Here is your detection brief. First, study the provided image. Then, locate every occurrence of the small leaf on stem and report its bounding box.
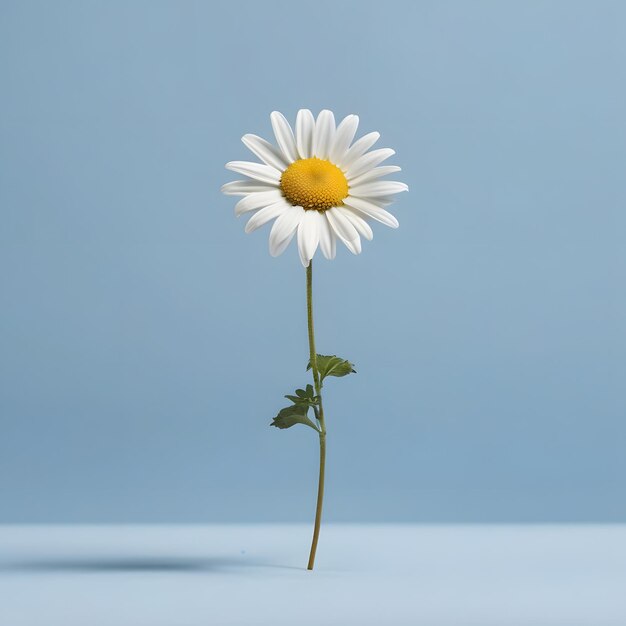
[271,405,319,431]
[307,354,356,382]
[284,384,319,407]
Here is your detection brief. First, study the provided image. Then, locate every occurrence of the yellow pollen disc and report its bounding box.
[280,157,349,211]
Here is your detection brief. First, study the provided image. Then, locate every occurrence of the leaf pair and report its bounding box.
[271,354,356,432]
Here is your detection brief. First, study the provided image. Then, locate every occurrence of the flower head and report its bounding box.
[222,110,408,266]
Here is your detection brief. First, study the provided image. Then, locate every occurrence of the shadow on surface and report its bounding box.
[2,556,302,573]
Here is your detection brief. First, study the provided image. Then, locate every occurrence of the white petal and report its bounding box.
[326,206,361,255]
[241,134,288,171]
[345,148,395,180]
[318,212,336,259]
[329,115,359,164]
[269,206,304,257]
[343,196,399,228]
[234,190,283,216]
[349,181,408,197]
[338,132,380,169]
[295,109,315,159]
[348,165,401,187]
[271,224,298,257]
[340,206,374,241]
[244,200,288,233]
[369,195,396,207]
[312,110,335,160]
[221,180,277,196]
[270,111,298,163]
[226,161,281,185]
[297,210,321,266]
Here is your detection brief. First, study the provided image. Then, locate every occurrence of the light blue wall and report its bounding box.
[1,0,625,522]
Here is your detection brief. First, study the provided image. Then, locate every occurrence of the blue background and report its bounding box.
[1,0,625,523]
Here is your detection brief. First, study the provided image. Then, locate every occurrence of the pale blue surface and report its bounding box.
[1,1,625,522]
[2,524,626,626]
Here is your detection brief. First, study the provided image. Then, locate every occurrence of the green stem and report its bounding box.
[306,261,326,571]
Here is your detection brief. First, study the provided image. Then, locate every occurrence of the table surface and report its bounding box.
[1,524,625,626]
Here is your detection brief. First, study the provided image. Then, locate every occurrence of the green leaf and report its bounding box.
[307,354,356,382]
[271,405,319,431]
[284,384,319,407]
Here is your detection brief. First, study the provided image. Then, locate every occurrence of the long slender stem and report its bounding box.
[306,261,326,571]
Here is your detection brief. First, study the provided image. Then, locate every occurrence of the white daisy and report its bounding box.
[221,109,408,267]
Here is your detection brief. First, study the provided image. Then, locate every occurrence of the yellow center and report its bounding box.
[280,158,349,211]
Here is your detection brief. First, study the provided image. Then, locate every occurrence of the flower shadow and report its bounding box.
[2,555,302,574]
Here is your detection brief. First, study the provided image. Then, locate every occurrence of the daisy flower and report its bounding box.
[221,109,408,571]
[222,109,408,266]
